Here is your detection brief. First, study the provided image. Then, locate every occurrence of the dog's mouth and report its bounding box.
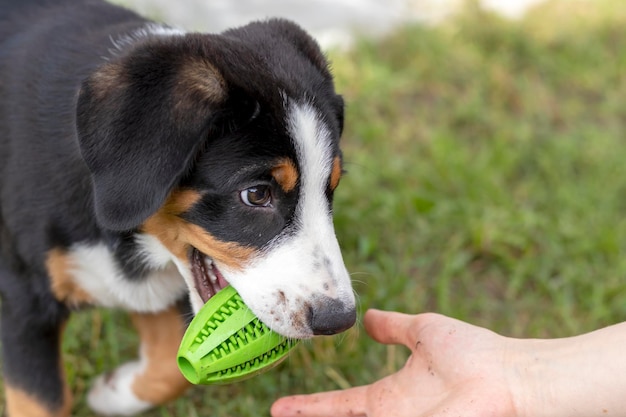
[190,247,229,303]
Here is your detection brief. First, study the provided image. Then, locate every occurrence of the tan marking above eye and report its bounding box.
[142,189,256,270]
[272,158,299,193]
[87,62,128,101]
[330,155,343,190]
[46,248,95,307]
[174,58,226,115]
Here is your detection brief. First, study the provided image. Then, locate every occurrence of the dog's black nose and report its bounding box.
[308,297,356,335]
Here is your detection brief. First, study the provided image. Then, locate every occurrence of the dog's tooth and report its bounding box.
[203,257,218,283]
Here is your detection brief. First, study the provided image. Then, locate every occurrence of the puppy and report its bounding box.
[0,0,356,415]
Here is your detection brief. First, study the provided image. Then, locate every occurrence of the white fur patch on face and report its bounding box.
[66,238,187,313]
[221,99,355,338]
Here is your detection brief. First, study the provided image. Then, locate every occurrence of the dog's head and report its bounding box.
[76,19,355,338]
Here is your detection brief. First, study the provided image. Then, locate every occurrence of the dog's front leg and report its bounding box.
[87,304,190,415]
[0,280,72,417]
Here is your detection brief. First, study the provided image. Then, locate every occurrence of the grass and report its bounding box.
[3,0,626,415]
[331,0,626,339]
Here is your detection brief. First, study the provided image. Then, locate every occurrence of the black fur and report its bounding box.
[0,0,344,412]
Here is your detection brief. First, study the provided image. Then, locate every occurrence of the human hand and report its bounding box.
[271,309,520,417]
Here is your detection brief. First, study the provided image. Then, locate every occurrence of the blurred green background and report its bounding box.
[2,0,626,415]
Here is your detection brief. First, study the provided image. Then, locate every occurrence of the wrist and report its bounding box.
[504,338,555,417]
[505,327,626,417]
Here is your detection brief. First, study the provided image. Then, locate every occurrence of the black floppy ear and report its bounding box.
[76,43,227,231]
[334,94,345,136]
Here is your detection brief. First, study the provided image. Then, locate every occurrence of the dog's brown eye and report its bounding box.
[240,186,272,207]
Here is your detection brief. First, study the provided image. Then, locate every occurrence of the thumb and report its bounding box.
[363,309,421,349]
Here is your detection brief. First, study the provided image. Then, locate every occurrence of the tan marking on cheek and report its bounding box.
[5,378,72,417]
[46,248,94,307]
[130,307,190,405]
[182,223,257,269]
[272,158,299,193]
[142,189,256,270]
[161,189,204,214]
[330,156,342,190]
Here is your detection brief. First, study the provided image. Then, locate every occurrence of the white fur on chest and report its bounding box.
[66,235,187,313]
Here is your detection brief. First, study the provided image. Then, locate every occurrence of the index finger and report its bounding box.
[271,385,368,417]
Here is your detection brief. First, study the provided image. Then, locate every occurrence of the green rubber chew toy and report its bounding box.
[177,285,298,385]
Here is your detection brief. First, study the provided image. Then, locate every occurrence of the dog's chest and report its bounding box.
[47,236,187,312]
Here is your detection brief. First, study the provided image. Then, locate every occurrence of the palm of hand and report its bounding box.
[272,310,518,417]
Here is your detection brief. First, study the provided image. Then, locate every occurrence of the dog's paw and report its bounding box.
[87,361,153,416]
